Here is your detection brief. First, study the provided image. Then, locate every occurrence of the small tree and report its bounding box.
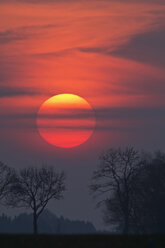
[6,166,66,234]
[90,147,141,233]
[0,161,14,202]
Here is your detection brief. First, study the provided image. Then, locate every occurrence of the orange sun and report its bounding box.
[37,94,96,148]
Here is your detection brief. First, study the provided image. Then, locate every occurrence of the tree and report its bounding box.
[0,161,14,202]
[6,166,66,234]
[90,147,142,234]
[129,151,165,233]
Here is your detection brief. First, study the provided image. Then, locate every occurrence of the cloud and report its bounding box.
[0,29,29,44]
[0,24,58,44]
[33,48,75,58]
[110,29,165,67]
[78,47,108,54]
[0,0,164,3]
[0,0,74,3]
[1,106,165,120]
[96,107,165,120]
[77,28,165,67]
[0,106,164,129]
[35,46,113,59]
[0,86,46,98]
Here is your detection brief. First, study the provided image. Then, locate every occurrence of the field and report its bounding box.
[0,234,165,248]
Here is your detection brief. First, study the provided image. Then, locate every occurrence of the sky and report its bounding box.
[0,0,165,230]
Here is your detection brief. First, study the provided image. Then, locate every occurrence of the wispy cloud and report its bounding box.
[0,0,165,3]
[33,48,75,58]
[0,24,58,44]
[1,106,165,121]
[0,86,49,98]
[77,27,165,67]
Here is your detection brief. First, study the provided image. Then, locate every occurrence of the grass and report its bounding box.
[0,234,165,248]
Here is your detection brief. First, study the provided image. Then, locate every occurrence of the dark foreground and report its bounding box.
[0,234,164,248]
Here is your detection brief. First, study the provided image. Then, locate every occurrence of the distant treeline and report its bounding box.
[0,209,96,234]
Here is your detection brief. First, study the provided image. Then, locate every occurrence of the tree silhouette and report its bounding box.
[129,151,165,233]
[0,162,14,203]
[90,147,142,234]
[6,166,66,234]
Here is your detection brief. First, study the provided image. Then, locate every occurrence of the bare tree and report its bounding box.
[6,166,66,234]
[90,147,141,234]
[0,161,14,202]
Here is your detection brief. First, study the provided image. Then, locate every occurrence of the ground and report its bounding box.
[0,234,164,248]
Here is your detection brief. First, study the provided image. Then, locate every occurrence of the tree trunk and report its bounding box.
[33,210,38,235]
[123,214,129,234]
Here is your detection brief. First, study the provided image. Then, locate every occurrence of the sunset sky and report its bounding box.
[0,0,165,229]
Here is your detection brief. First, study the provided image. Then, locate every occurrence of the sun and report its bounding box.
[37,94,96,148]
